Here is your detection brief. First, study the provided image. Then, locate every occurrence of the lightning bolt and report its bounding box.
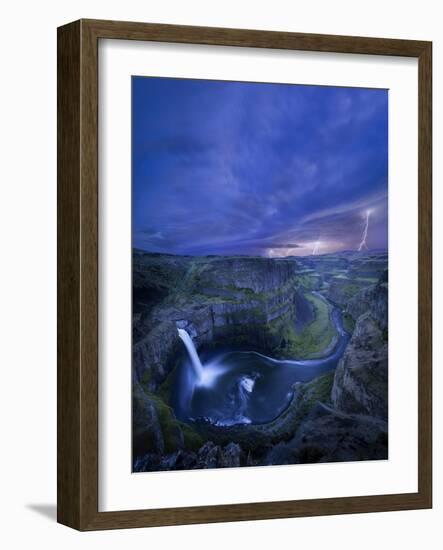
[312,240,320,255]
[358,210,371,251]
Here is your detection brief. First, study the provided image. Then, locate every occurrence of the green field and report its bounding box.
[271,292,336,359]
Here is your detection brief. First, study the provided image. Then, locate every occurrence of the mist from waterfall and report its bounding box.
[177,328,224,389]
[177,328,204,378]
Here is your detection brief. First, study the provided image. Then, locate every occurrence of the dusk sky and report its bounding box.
[132,77,388,257]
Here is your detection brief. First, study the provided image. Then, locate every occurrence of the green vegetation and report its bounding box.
[330,277,364,299]
[270,292,336,359]
[180,423,204,451]
[295,371,335,418]
[340,283,364,299]
[353,276,380,284]
[140,369,152,389]
[294,273,320,290]
[156,366,177,404]
[197,371,335,452]
[139,379,204,452]
[342,312,356,334]
[145,392,183,452]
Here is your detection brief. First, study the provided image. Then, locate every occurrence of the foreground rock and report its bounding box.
[265,403,387,464]
[134,441,245,472]
[132,383,165,458]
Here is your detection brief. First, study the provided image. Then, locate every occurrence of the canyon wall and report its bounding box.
[133,252,300,390]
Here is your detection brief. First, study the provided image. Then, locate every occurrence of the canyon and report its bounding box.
[132,249,388,471]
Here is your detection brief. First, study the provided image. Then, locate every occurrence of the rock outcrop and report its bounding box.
[132,383,165,458]
[331,278,388,420]
[134,440,244,472]
[194,257,298,294]
[326,277,369,307]
[345,276,388,332]
[294,291,315,332]
[266,402,387,464]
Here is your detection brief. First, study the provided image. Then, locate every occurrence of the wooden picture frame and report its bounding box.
[57,18,432,530]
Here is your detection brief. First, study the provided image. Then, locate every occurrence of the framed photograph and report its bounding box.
[57,19,432,530]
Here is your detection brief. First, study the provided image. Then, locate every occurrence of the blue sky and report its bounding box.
[132,77,388,256]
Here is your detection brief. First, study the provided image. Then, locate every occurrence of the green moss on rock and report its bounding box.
[135,386,202,454]
[296,371,335,418]
[180,423,204,451]
[270,292,335,359]
[342,312,356,334]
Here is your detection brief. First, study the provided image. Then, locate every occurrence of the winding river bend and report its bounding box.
[172,293,350,427]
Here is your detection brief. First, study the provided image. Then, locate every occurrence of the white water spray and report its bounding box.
[235,376,255,424]
[312,240,320,255]
[358,210,371,251]
[177,328,204,379]
[177,327,225,388]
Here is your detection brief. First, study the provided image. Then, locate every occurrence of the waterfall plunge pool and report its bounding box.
[172,299,350,427]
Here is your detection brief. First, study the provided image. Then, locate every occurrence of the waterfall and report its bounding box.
[177,328,204,379]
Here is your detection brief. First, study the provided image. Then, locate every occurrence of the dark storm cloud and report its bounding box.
[132,77,388,256]
[256,243,301,249]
